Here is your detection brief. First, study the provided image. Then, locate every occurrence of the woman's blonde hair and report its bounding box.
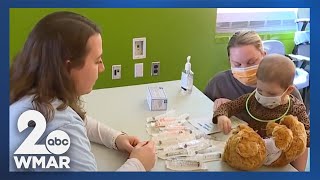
[227,30,264,57]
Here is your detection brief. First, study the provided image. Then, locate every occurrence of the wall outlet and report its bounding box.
[133,37,146,59]
[112,65,121,79]
[151,61,160,76]
[134,63,143,78]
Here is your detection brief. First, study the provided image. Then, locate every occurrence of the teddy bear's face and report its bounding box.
[223,125,266,170]
[234,126,264,157]
[235,128,261,157]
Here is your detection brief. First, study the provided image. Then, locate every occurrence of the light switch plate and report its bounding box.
[134,63,143,78]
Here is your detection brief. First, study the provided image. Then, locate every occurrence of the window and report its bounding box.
[216,8,300,33]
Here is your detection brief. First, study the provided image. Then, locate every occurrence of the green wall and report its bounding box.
[10,8,295,91]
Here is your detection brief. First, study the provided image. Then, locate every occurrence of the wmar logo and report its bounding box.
[13,110,71,169]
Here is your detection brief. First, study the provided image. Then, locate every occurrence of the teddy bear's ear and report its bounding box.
[232,125,245,134]
[232,129,239,135]
[236,140,259,158]
[238,124,247,129]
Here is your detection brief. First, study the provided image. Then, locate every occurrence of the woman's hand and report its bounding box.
[213,98,231,111]
[115,134,140,153]
[130,141,156,171]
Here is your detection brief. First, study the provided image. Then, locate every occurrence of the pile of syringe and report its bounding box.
[146,110,225,171]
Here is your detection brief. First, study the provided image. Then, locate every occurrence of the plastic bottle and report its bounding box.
[181,56,194,93]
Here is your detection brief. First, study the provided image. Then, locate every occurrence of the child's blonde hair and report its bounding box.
[256,54,296,89]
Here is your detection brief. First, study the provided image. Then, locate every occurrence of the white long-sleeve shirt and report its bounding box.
[9,95,145,171]
[85,115,145,171]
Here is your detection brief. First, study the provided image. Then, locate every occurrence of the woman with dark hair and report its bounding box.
[10,11,156,171]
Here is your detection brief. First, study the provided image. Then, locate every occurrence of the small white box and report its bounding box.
[147,86,168,111]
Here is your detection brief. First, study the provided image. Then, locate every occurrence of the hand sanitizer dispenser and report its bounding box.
[181,56,193,93]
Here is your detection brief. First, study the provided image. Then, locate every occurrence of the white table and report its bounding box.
[82,80,297,172]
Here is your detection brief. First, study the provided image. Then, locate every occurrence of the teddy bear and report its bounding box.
[222,115,307,171]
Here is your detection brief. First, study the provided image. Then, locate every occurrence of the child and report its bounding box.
[212,54,309,171]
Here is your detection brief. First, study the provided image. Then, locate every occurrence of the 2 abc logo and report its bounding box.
[46,130,70,155]
[13,110,71,169]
